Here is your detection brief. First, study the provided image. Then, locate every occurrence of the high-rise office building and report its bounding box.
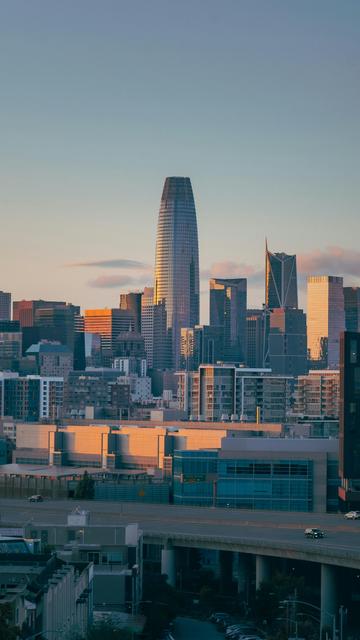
[180,325,223,371]
[0,291,11,321]
[84,308,135,365]
[210,278,247,363]
[339,332,360,509]
[119,292,142,334]
[141,287,154,369]
[344,287,360,332]
[268,308,307,376]
[307,276,345,369]
[265,244,298,309]
[246,309,265,368]
[154,177,200,370]
[0,320,22,370]
[13,300,66,328]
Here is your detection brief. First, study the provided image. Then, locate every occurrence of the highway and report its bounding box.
[1,498,360,568]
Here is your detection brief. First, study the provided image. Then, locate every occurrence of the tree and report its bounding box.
[254,582,280,625]
[0,603,19,640]
[75,471,95,500]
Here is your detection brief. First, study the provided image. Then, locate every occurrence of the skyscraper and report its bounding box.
[154,177,199,369]
[339,332,360,509]
[265,243,298,309]
[344,286,360,332]
[180,325,223,371]
[119,291,142,334]
[13,299,67,328]
[268,307,307,376]
[141,287,154,369]
[209,278,247,362]
[307,276,345,369]
[0,291,11,321]
[84,308,135,365]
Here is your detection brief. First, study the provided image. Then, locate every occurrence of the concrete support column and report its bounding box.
[161,543,176,587]
[321,564,337,637]
[237,553,248,599]
[219,550,233,594]
[255,555,270,590]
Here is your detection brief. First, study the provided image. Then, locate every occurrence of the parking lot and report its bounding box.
[173,617,224,639]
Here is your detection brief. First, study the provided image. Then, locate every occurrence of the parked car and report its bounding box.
[304,527,325,538]
[28,495,44,503]
[344,511,360,520]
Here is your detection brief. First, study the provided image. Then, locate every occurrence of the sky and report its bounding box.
[1,0,359,322]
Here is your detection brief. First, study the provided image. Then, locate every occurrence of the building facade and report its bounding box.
[13,299,67,328]
[339,332,360,508]
[265,244,298,309]
[26,341,73,378]
[246,309,265,368]
[0,291,11,320]
[141,287,154,369]
[307,276,345,369]
[84,309,135,365]
[209,278,247,363]
[268,307,307,376]
[173,437,338,512]
[0,374,64,421]
[154,177,200,370]
[180,325,223,371]
[293,370,339,419]
[0,320,22,369]
[178,365,293,423]
[119,291,143,334]
[344,286,360,332]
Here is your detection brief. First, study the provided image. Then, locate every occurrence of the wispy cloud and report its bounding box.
[88,275,134,288]
[298,246,360,278]
[66,258,149,270]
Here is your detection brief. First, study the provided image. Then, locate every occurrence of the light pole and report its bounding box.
[276,616,299,639]
[281,598,337,640]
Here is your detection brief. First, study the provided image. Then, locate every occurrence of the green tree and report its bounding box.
[75,471,95,500]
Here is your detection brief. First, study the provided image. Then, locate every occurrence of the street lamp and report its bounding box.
[281,598,337,640]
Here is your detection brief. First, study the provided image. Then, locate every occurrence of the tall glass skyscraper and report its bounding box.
[154,177,200,369]
[307,275,345,369]
[265,243,298,309]
[209,278,247,363]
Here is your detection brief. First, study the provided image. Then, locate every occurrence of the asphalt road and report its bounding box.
[173,617,224,640]
[1,498,360,558]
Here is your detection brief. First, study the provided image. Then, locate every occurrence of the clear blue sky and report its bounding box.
[1,0,359,321]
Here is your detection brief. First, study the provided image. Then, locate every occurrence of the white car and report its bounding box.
[344,510,360,520]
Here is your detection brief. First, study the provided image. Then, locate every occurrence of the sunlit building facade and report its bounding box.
[84,308,135,364]
[307,276,345,369]
[154,177,200,370]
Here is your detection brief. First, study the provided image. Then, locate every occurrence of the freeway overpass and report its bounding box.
[1,498,359,630]
[1,498,360,570]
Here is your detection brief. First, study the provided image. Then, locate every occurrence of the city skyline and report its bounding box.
[1,1,359,320]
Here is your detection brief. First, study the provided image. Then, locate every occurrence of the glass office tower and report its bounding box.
[154,177,200,369]
[210,278,247,362]
[265,243,298,309]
